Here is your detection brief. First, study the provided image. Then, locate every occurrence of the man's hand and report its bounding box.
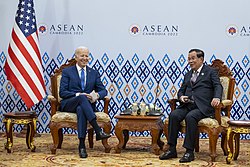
[84,93,92,101]
[77,92,95,102]
[86,91,99,103]
[77,91,99,103]
[211,98,220,107]
[179,96,189,103]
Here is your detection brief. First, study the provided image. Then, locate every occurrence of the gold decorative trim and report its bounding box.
[232,127,250,134]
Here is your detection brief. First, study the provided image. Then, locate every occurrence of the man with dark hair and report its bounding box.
[59,46,111,158]
[159,49,222,163]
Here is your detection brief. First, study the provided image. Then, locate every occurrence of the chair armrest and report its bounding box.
[213,103,225,125]
[221,99,233,118]
[47,95,55,101]
[221,100,233,107]
[47,95,58,116]
[103,96,110,115]
[167,99,179,111]
[212,100,232,125]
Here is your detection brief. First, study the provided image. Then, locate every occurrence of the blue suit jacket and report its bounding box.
[59,65,107,111]
[177,65,223,117]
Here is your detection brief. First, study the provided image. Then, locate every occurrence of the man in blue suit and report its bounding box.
[159,49,223,163]
[59,46,111,158]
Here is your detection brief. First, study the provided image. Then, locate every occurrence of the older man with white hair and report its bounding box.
[59,46,111,158]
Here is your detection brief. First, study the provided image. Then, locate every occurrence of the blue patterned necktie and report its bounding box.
[81,68,85,90]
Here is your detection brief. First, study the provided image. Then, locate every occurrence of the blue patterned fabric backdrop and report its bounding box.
[0,0,249,140]
[0,52,249,139]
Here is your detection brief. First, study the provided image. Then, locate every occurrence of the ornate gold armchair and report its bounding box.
[163,59,235,161]
[48,59,112,154]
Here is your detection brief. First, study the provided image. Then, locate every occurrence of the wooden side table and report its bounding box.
[226,120,250,164]
[3,111,37,153]
[114,115,164,155]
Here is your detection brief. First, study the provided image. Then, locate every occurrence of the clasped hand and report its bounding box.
[180,96,220,107]
[179,96,192,103]
[80,91,99,103]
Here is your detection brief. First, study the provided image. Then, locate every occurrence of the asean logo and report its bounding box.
[38,24,48,35]
[226,25,238,37]
[129,24,140,36]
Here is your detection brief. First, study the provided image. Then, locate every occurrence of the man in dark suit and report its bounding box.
[59,46,111,158]
[159,49,223,163]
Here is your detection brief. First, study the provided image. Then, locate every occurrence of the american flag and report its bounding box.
[4,0,46,108]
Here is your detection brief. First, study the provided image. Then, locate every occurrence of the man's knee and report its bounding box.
[76,106,83,116]
[185,114,195,122]
[76,95,88,103]
[169,110,180,120]
[185,113,200,125]
[185,110,203,123]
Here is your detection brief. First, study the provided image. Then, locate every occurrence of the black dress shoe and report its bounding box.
[159,150,177,160]
[96,131,111,141]
[179,152,194,163]
[79,148,88,158]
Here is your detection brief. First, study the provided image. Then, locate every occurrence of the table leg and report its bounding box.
[157,129,164,149]
[226,127,234,164]
[4,118,13,153]
[151,129,161,155]
[4,119,13,153]
[122,130,129,149]
[26,121,36,152]
[114,123,124,153]
[234,133,240,160]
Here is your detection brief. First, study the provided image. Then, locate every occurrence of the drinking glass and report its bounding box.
[140,102,146,116]
[131,103,138,116]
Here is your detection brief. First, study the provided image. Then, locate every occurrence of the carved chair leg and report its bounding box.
[88,128,94,148]
[101,123,112,153]
[208,131,219,162]
[58,128,63,149]
[49,122,59,154]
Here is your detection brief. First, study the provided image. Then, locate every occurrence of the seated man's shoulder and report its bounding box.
[88,67,98,73]
[63,65,75,72]
[207,65,218,73]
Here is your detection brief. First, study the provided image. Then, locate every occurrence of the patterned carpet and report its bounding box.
[0,133,249,167]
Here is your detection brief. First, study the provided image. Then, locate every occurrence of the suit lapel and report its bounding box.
[187,71,193,83]
[85,66,91,88]
[73,65,82,88]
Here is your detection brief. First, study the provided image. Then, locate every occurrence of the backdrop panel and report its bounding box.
[0,0,249,139]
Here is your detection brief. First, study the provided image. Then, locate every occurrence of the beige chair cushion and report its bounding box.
[165,116,230,128]
[51,111,110,123]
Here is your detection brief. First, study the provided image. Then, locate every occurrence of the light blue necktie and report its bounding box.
[81,69,85,90]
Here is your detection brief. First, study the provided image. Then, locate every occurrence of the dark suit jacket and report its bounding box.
[177,65,223,117]
[59,65,107,111]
